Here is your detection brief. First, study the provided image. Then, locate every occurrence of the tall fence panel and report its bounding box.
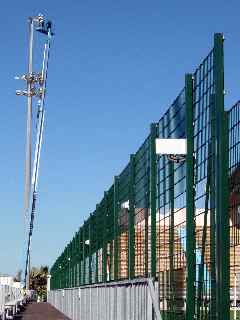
[50,33,234,320]
[228,101,240,318]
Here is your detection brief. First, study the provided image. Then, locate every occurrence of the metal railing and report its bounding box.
[0,285,25,319]
[48,278,161,320]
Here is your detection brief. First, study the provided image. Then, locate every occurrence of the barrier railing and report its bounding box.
[48,278,161,320]
[0,285,28,319]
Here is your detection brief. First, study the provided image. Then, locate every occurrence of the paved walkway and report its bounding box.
[15,302,70,320]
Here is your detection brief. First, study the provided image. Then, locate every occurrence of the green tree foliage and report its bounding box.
[29,266,48,300]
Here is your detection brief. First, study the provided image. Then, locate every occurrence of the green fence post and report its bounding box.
[144,182,149,278]
[66,246,68,287]
[72,234,76,288]
[59,267,61,289]
[103,193,108,282]
[63,251,65,288]
[73,234,76,287]
[66,249,68,288]
[60,261,62,289]
[72,238,74,287]
[79,228,82,285]
[61,264,63,289]
[66,245,69,287]
[67,245,69,287]
[62,258,63,288]
[71,241,73,288]
[77,228,81,286]
[65,251,67,287]
[185,73,196,320]
[150,123,157,278]
[55,261,57,289]
[213,33,229,320]
[114,176,119,280]
[89,215,92,284]
[95,205,99,283]
[210,94,217,320]
[83,222,86,285]
[109,240,113,281]
[169,160,175,319]
[128,154,135,279]
[70,241,72,287]
[76,232,79,287]
[55,268,57,289]
[72,237,75,287]
[62,255,64,288]
[75,236,77,287]
[72,240,75,287]
[62,256,64,287]
[66,243,71,288]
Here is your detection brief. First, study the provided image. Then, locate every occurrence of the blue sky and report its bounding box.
[1,0,240,276]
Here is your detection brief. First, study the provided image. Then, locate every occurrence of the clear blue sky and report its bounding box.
[1,0,240,276]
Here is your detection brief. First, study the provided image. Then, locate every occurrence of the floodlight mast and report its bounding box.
[16,14,53,290]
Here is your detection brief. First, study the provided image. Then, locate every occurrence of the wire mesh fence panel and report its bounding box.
[156,46,215,320]
[50,33,233,320]
[106,185,115,281]
[156,89,187,320]
[192,49,214,320]
[134,136,150,278]
[228,101,240,312]
[117,164,131,280]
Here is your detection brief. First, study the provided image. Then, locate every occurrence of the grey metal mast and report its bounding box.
[25,18,34,221]
[16,14,54,289]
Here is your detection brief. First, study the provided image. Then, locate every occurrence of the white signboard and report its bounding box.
[155,139,187,155]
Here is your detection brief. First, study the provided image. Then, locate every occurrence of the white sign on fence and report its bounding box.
[155,139,187,155]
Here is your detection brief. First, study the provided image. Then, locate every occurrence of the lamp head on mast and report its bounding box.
[36,20,54,36]
[15,14,53,97]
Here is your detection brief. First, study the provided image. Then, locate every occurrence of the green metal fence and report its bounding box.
[228,101,240,320]
[50,33,237,320]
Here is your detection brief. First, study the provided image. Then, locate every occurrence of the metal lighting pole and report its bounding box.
[24,17,34,221]
[16,14,54,290]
